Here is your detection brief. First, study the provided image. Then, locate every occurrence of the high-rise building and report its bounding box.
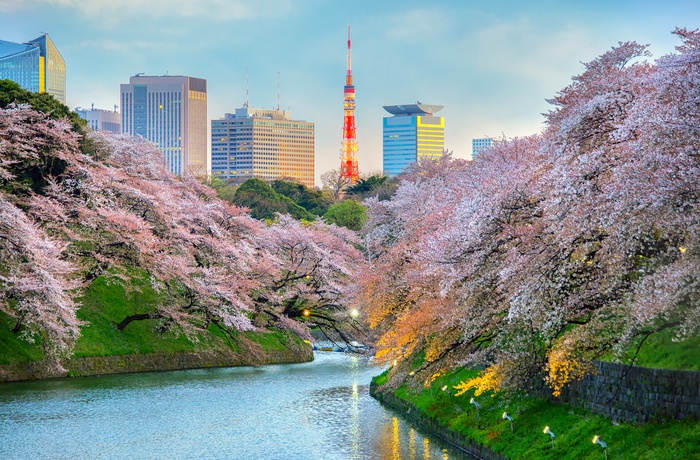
[0,33,66,104]
[382,103,444,177]
[120,75,207,177]
[211,107,315,188]
[472,137,493,158]
[75,106,121,133]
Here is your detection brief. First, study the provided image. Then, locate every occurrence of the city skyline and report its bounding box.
[0,0,697,185]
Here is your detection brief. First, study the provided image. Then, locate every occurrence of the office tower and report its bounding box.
[339,25,359,183]
[382,103,444,177]
[0,33,66,104]
[75,106,121,133]
[120,75,207,177]
[472,137,493,158]
[211,107,315,188]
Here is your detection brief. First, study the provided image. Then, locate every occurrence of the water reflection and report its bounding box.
[0,352,470,459]
[374,415,459,460]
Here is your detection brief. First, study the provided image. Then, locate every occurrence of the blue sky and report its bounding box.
[0,0,697,184]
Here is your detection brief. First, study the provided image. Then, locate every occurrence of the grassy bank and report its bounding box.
[0,268,310,373]
[372,366,700,459]
[599,328,700,371]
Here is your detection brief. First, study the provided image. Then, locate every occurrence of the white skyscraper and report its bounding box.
[120,75,207,177]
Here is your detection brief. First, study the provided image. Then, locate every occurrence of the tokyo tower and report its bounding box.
[340,25,359,183]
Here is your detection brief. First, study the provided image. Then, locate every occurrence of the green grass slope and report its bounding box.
[600,328,700,371]
[374,366,700,459]
[1,267,307,368]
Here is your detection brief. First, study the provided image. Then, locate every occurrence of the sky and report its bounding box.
[0,0,698,186]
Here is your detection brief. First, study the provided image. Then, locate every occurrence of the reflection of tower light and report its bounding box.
[350,381,360,458]
[392,417,400,460]
[340,25,359,183]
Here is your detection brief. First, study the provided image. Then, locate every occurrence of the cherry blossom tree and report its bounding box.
[0,196,82,362]
[1,103,368,358]
[361,29,700,395]
[258,214,365,345]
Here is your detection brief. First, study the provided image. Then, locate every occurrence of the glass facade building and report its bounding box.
[0,34,66,104]
[472,137,493,158]
[120,75,208,177]
[383,103,444,177]
[211,107,315,188]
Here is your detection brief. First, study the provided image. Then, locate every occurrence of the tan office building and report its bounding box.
[212,107,315,188]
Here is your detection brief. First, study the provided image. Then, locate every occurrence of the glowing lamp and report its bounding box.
[543,426,555,448]
[503,412,514,431]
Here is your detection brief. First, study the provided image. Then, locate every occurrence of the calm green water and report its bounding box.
[0,352,471,459]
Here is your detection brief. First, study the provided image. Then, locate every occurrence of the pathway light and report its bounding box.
[543,426,555,448]
[303,309,311,317]
[441,385,452,402]
[350,308,359,318]
[470,398,481,422]
[593,435,608,459]
[502,412,513,432]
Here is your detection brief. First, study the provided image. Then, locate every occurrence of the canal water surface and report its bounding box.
[0,352,472,459]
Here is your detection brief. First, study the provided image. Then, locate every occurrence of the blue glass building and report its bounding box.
[0,34,66,104]
[382,103,444,177]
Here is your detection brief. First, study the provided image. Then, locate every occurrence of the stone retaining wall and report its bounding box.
[558,361,700,423]
[370,382,506,460]
[0,347,313,383]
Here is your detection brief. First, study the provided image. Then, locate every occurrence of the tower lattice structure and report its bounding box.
[340,25,359,183]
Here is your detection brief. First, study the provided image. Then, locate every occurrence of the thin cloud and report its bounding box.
[0,0,292,21]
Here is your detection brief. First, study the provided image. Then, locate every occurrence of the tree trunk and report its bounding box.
[115,313,163,331]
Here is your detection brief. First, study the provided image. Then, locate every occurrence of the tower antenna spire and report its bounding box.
[277,71,280,111]
[340,25,359,183]
[245,67,249,108]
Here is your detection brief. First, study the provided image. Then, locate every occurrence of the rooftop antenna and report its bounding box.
[245,67,249,108]
[114,104,118,113]
[277,71,280,111]
[91,102,94,111]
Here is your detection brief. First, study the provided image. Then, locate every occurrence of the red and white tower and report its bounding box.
[340,25,359,183]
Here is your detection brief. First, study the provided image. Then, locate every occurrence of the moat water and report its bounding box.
[0,352,471,459]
